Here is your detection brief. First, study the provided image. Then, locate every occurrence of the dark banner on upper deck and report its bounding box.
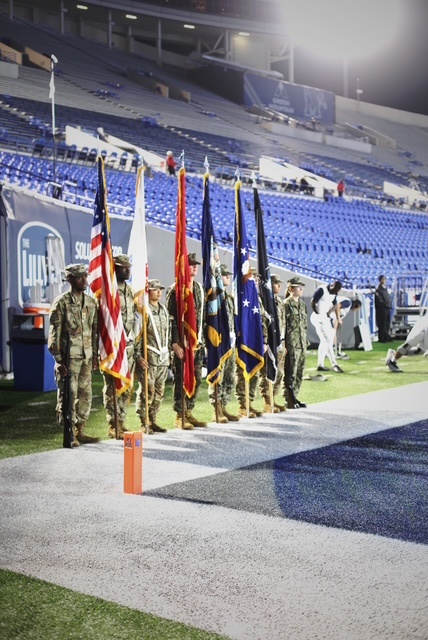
[244,73,335,124]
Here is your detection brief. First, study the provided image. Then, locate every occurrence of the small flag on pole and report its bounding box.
[49,73,55,100]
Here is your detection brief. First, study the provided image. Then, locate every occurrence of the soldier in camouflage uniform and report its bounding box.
[48,263,99,447]
[259,274,287,412]
[166,253,206,430]
[284,276,308,409]
[103,255,137,439]
[208,264,240,423]
[134,279,169,434]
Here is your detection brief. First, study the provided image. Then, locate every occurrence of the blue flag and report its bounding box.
[233,180,264,380]
[201,173,232,385]
[254,185,279,383]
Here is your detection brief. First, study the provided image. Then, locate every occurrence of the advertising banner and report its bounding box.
[244,73,335,124]
[0,187,132,372]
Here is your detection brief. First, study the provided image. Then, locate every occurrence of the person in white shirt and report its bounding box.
[328,296,362,359]
[310,280,344,373]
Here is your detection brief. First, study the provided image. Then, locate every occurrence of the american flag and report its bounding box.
[201,172,232,386]
[175,166,197,397]
[233,179,264,380]
[89,157,131,395]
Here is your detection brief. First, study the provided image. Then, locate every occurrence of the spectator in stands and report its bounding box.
[337,179,345,197]
[300,176,313,195]
[385,314,428,372]
[165,150,177,176]
[375,275,393,343]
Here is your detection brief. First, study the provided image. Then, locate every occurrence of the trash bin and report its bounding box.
[10,313,56,392]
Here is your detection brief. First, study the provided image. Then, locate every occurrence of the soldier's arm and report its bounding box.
[166,286,180,346]
[48,297,65,363]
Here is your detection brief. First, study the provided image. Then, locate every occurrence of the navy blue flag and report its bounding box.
[201,173,232,385]
[254,185,280,383]
[233,180,264,380]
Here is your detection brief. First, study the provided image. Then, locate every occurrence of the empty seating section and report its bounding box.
[1,148,426,289]
[0,15,427,289]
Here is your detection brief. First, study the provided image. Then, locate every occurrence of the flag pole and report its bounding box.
[179,150,186,429]
[142,304,150,434]
[112,385,119,439]
[49,54,58,184]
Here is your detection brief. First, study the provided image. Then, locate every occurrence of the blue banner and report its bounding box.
[244,73,335,124]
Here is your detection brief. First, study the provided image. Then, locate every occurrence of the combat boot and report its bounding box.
[186,411,207,428]
[140,422,154,435]
[263,403,280,414]
[212,404,228,424]
[148,414,167,433]
[108,425,116,439]
[286,389,295,409]
[76,424,100,444]
[274,402,287,412]
[249,404,263,417]
[222,405,240,421]
[238,406,256,418]
[174,413,194,430]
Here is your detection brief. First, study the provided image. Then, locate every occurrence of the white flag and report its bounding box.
[128,166,148,336]
[49,73,55,100]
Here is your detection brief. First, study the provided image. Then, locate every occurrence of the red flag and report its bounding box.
[175,167,197,397]
[89,157,131,395]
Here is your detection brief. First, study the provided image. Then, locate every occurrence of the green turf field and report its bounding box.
[0,341,426,460]
[0,340,426,639]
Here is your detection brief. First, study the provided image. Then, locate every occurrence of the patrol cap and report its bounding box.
[65,263,88,278]
[188,253,201,265]
[148,278,165,290]
[288,276,306,287]
[113,254,132,268]
[220,264,232,276]
[271,274,283,284]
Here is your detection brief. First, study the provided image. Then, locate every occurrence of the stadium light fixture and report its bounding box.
[126,14,137,20]
[284,0,403,61]
[184,24,195,29]
[239,32,250,37]
[76,4,88,9]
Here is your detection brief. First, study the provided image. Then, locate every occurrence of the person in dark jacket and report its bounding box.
[375,275,393,342]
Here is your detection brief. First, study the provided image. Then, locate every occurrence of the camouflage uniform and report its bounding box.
[208,289,236,407]
[48,269,98,436]
[167,279,205,414]
[135,294,170,426]
[102,279,136,429]
[259,278,287,409]
[258,294,287,405]
[284,294,308,398]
